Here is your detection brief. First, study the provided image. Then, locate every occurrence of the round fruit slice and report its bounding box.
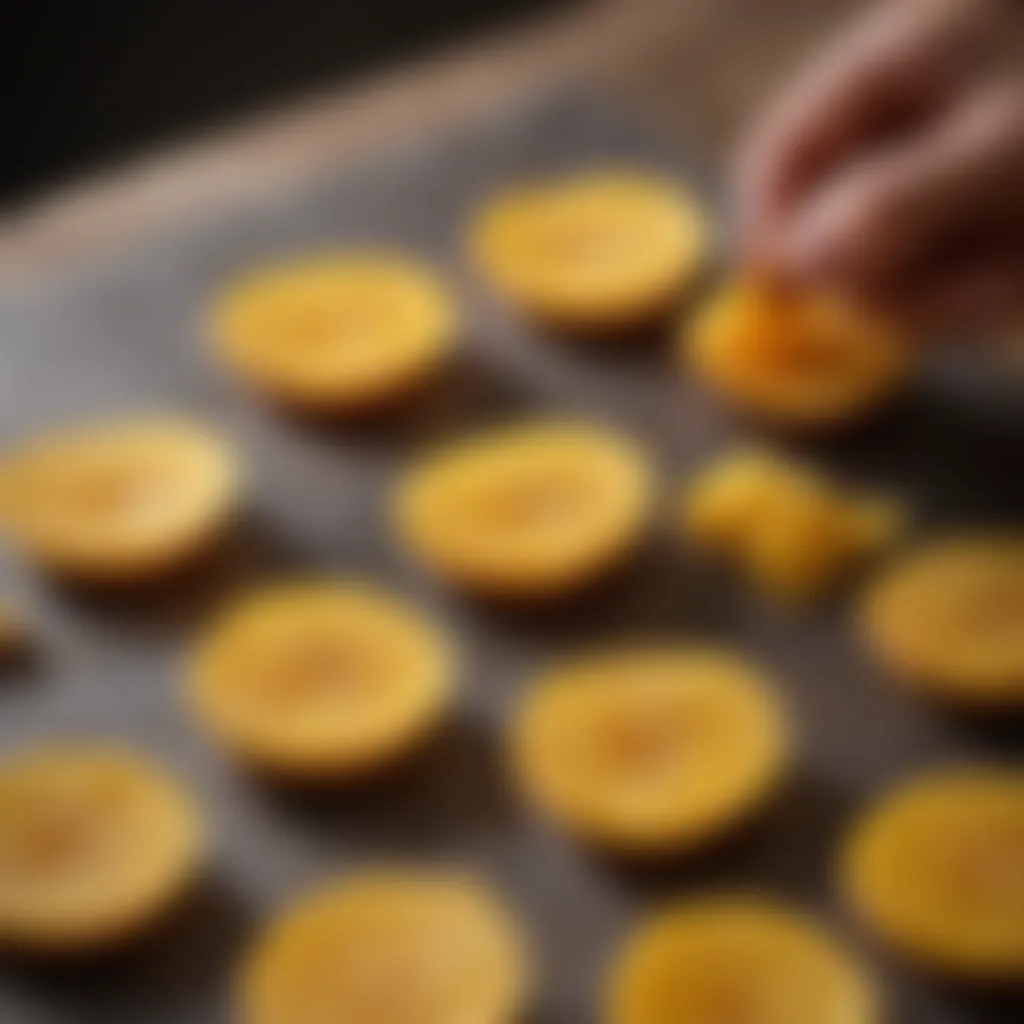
[843,767,1024,980]
[0,745,203,953]
[210,252,457,412]
[511,647,791,853]
[608,896,879,1024]
[860,535,1024,704]
[239,868,531,1024]
[190,581,455,778]
[395,421,652,599]
[686,281,909,428]
[0,417,239,582]
[470,169,706,330]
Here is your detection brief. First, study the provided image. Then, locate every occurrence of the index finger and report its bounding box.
[735,0,974,270]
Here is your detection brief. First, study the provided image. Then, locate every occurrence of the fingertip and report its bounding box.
[775,159,913,293]
[771,194,852,287]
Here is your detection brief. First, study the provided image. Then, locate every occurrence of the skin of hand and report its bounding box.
[736,0,1024,331]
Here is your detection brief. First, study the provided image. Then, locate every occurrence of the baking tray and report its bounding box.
[0,87,1021,1024]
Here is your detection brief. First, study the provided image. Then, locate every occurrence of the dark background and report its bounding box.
[1,0,572,207]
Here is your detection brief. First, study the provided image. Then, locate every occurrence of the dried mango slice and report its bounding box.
[682,449,902,601]
[211,252,457,412]
[686,281,909,428]
[395,421,652,599]
[511,647,791,853]
[860,535,1024,703]
[190,581,455,778]
[843,768,1024,980]
[239,868,530,1024]
[0,745,202,953]
[609,896,879,1024]
[0,418,238,582]
[470,169,706,330]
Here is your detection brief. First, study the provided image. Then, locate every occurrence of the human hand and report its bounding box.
[736,0,1024,331]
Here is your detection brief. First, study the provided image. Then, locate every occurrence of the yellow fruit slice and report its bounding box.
[239,868,531,1024]
[608,896,879,1024]
[190,581,455,778]
[682,449,903,601]
[511,647,791,853]
[843,767,1024,980]
[860,535,1024,703]
[210,252,457,412]
[395,421,652,599]
[0,745,203,953]
[0,418,238,582]
[470,169,706,330]
[686,281,909,428]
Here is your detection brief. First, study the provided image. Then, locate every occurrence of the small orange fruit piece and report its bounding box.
[682,448,902,601]
[687,281,909,428]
